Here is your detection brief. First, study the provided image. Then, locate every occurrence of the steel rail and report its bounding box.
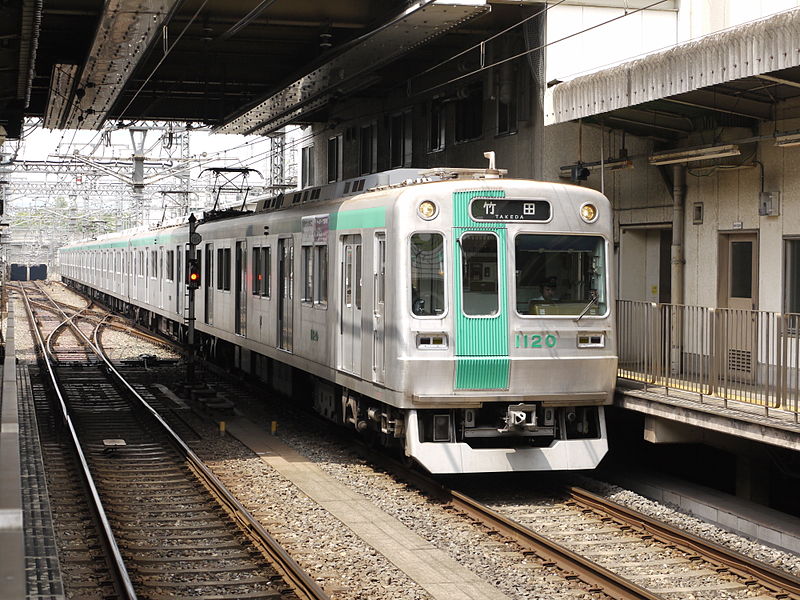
[17,283,138,600]
[44,304,94,361]
[567,486,800,598]
[33,283,329,600]
[359,447,664,600]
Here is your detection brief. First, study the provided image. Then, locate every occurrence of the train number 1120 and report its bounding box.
[515,333,557,349]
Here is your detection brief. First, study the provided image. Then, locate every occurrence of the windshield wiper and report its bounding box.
[574,292,598,323]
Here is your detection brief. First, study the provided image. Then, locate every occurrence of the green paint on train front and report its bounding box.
[452,190,510,390]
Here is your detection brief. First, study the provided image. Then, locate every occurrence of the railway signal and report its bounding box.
[187,258,200,289]
[186,213,199,384]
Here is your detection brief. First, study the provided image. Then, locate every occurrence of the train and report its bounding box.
[58,166,617,474]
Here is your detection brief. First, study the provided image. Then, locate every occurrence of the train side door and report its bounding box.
[372,233,386,383]
[278,238,293,351]
[339,235,362,374]
[235,240,247,336]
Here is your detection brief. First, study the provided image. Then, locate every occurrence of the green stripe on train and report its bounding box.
[453,189,509,391]
[62,206,386,253]
[330,206,385,230]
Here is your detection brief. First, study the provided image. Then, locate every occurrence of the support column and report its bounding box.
[671,164,686,305]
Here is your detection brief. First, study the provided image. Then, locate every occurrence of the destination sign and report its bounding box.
[469,198,551,222]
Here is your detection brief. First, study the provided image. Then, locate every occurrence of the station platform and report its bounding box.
[597,463,800,555]
[616,380,800,452]
[1,303,25,598]
[614,379,800,554]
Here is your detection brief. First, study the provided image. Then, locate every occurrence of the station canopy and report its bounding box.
[545,8,800,142]
[1,0,542,139]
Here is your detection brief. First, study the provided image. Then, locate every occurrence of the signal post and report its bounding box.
[186,213,201,383]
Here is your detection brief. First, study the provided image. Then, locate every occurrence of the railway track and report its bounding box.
[447,478,800,600]
[32,281,800,600]
[18,282,329,600]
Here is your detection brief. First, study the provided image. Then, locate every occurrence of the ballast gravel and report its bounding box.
[572,475,800,578]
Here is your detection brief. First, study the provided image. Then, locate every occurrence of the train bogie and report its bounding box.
[59,168,617,474]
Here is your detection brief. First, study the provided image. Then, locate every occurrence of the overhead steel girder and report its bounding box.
[48,0,181,131]
[216,0,490,136]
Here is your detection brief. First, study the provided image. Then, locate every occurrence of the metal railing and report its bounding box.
[617,300,800,419]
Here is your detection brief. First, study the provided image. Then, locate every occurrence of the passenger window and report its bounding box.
[410,233,445,317]
[223,248,231,290]
[252,248,261,295]
[355,245,362,309]
[261,247,270,297]
[314,245,328,306]
[460,233,499,316]
[216,248,224,290]
[301,246,313,303]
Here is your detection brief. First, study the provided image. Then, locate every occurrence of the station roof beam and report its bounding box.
[43,0,181,130]
[216,0,490,136]
[0,0,41,139]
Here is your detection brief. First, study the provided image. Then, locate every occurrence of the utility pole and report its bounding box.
[186,213,201,383]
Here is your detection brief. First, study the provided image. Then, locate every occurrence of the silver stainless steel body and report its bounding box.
[59,168,617,474]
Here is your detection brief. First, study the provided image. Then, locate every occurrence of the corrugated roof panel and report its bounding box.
[545,8,800,125]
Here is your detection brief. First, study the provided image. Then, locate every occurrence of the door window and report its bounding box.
[730,241,753,298]
[460,233,499,316]
[410,233,445,317]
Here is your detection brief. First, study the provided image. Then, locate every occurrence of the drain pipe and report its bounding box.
[671,165,686,305]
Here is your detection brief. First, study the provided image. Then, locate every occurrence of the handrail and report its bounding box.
[617,299,800,418]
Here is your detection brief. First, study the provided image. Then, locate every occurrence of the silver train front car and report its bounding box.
[59,172,617,474]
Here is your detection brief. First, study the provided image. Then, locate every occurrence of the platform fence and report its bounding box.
[617,300,800,420]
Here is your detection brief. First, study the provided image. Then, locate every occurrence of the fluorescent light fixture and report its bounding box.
[775,132,800,147]
[648,144,740,165]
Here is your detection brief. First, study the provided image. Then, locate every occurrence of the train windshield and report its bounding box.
[515,234,606,317]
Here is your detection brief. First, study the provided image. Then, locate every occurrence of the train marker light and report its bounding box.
[418,200,438,220]
[580,203,598,223]
[187,258,201,288]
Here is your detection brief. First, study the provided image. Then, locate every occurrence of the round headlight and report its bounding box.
[580,203,598,222]
[418,200,438,220]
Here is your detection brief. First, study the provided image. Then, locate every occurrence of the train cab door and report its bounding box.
[235,240,247,336]
[453,224,510,390]
[278,238,294,351]
[338,235,362,374]
[372,233,386,383]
